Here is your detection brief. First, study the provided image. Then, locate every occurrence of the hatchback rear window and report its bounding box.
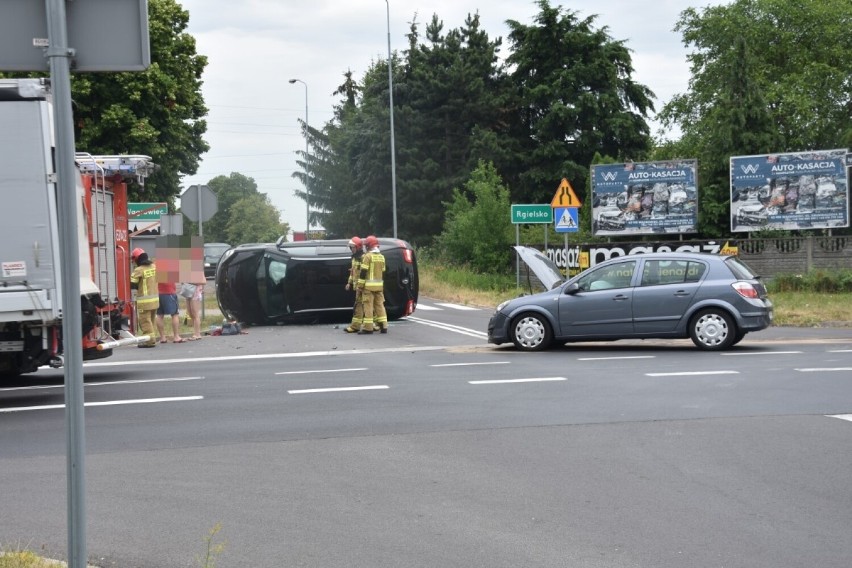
[724,256,759,280]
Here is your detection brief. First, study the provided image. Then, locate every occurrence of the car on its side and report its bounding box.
[203,242,232,279]
[488,248,773,351]
[215,237,418,324]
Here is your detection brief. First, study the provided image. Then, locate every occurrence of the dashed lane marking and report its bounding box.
[0,396,203,413]
[288,385,389,394]
[469,377,567,385]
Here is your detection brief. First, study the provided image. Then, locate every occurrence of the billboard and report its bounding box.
[591,160,698,236]
[730,149,849,232]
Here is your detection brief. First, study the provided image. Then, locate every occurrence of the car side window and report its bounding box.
[641,260,706,286]
[577,261,637,291]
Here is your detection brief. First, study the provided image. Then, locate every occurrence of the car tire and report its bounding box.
[689,309,736,351]
[510,312,553,351]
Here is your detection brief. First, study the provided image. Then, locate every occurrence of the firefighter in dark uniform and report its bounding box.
[343,236,365,333]
[356,235,388,334]
[130,247,159,347]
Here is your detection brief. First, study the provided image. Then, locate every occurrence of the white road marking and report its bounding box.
[435,302,480,311]
[795,367,852,373]
[646,371,740,377]
[413,304,441,310]
[288,385,389,394]
[722,351,802,356]
[406,316,488,339]
[0,396,203,413]
[0,376,204,392]
[275,368,367,375]
[469,377,566,384]
[430,362,510,367]
[85,346,447,368]
[577,356,655,361]
[828,349,852,353]
[827,414,852,422]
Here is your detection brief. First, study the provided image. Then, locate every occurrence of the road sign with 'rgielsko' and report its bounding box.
[511,204,553,224]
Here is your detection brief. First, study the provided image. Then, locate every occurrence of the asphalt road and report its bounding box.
[1,300,851,567]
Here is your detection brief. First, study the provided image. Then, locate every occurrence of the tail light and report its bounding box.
[732,281,759,299]
[405,299,415,315]
[401,247,414,264]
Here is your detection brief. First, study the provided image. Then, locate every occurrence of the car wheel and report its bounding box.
[511,312,553,351]
[689,309,736,351]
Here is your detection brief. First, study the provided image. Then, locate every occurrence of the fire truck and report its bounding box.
[0,78,155,380]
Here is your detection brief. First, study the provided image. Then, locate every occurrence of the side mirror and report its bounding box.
[564,282,580,295]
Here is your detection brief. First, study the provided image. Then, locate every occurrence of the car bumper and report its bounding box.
[487,312,509,344]
[738,299,774,331]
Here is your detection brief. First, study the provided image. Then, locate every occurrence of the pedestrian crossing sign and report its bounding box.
[554,207,579,233]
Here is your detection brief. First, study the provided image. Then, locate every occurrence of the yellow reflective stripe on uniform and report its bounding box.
[364,252,385,291]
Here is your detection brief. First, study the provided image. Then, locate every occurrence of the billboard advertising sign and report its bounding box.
[730,149,849,232]
[591,160,698,236]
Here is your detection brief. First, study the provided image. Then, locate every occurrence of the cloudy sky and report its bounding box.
[178,0,714,234]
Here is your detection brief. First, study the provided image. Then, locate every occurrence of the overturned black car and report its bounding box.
[215,238,418,325]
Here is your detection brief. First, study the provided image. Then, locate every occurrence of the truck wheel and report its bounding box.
[689,309,736,351]
[511,312,553,351]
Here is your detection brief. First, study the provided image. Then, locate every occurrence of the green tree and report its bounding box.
[309,13,507,245]
[659,0,850,235]
[70,0,208,202]
[504,0,655,204]
[661,0,851,154]
[224,194,288,244]
[436,161,514,272]
[190,172,261,242]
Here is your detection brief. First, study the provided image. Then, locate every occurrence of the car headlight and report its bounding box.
[495,300,510,313]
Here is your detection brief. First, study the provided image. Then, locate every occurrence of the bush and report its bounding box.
[768,269,852,293]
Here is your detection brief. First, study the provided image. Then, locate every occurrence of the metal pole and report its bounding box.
[288,78,309,236]
[45,1,87,566]
[385,0,398,238]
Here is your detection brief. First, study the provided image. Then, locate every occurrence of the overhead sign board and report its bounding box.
[551,178,582,208]
[511,204,552,224]
[0,0,150,72]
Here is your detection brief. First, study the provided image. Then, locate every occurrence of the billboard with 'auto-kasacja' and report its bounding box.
[591,160,698,236]
[730,149,849,232]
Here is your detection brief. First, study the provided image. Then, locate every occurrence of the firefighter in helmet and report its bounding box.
[356,235,388,334]
[343,236,365,333]
[130,247,160,347]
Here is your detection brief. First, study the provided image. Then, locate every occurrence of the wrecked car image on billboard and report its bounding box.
[590,160,699,237]
[730,149,849,232]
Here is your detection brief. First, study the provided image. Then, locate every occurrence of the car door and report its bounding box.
[631,259,706,334]
[557,260,637,337]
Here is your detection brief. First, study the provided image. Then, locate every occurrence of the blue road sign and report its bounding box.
[554,207,579,233]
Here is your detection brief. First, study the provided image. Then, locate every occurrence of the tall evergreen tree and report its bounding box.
[504,0,654,205]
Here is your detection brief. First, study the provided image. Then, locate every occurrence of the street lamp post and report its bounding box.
[385,0,398,238]
[288,78,310,235]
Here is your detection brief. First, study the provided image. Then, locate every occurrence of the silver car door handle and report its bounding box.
[674,290,691,296]
[613,294,629,301]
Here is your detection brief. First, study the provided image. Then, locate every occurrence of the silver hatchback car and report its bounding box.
[488,248,773,351]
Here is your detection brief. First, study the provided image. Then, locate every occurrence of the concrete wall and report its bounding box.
[738,236,852,277]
